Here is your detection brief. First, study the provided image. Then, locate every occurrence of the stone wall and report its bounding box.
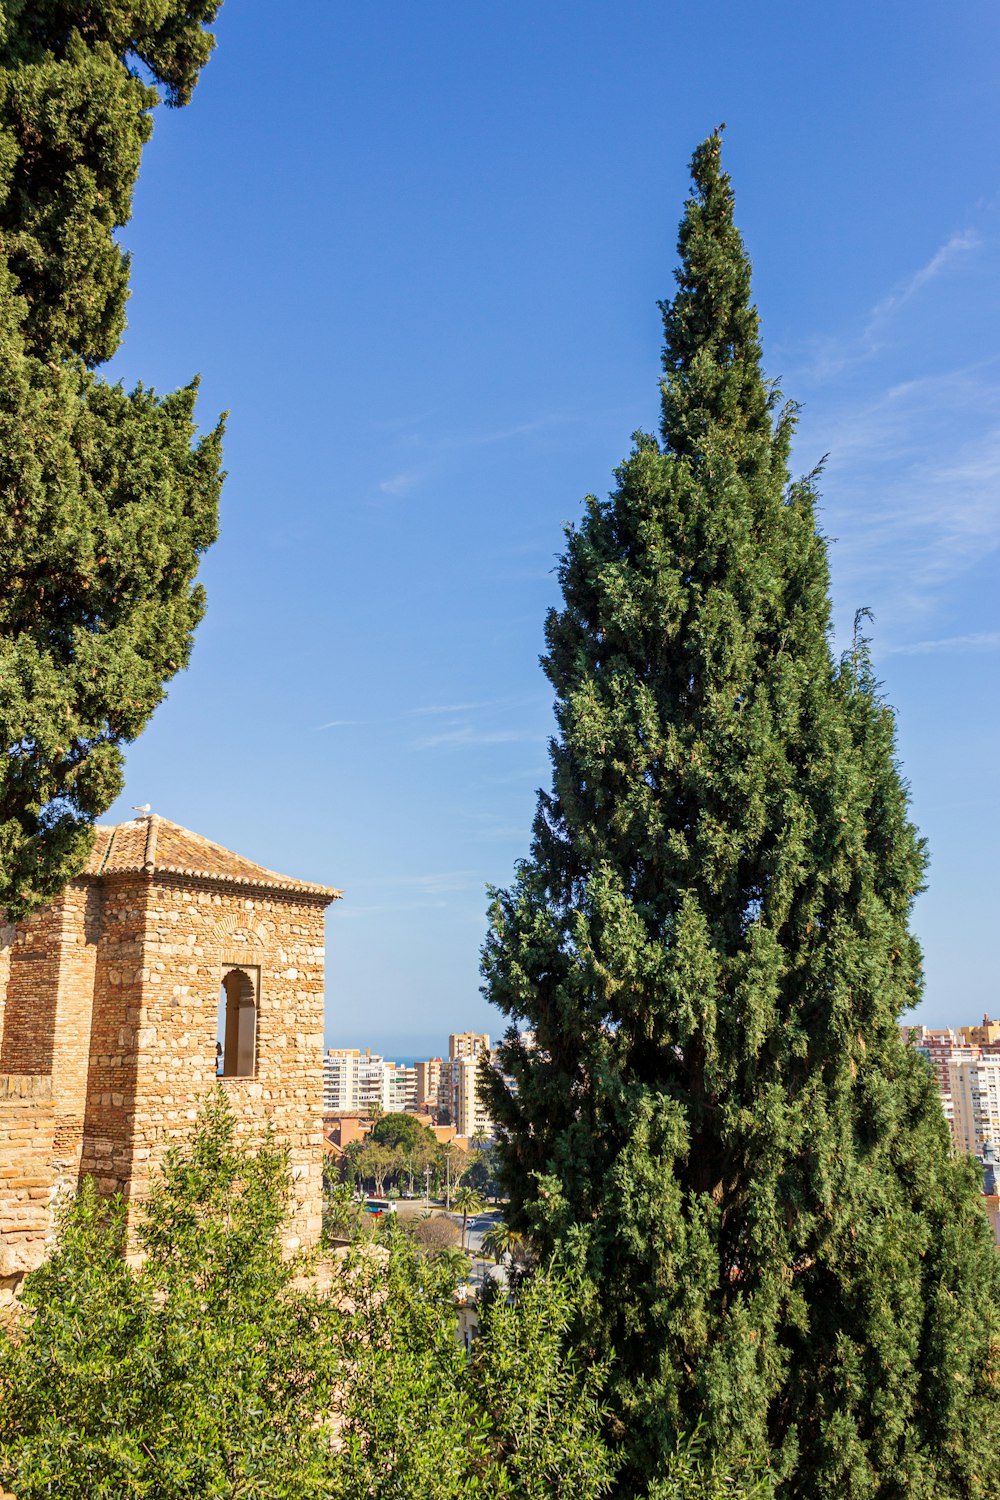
[127,875,327,1249]
[0,1075,57,1298]
[79,875,152,1198]
[1,817,335,1285]
[75,873,326,1249]
[0,887,101,1170]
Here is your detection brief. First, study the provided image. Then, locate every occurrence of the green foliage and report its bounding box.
[371,1110,438,1152]
[352,1137,399,1195]
[454,1181,485,1247]
[0,1092,337,1498]
[322,1175,367,1243]
[0,1093,733,1500]
[0,1,222,364]
[331,1224,619,1499]
[0,1,223,918]
[647,1425,775,1500]
[481,1221,535,1275]
[482,132,1000,1498]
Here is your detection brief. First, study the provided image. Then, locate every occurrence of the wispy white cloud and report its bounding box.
[883,631,1000,656]
[397,872,479,894]
[790,226,984,385]
[408,693,544,717]
[480,764,550,785]
[797,363,1000,623]
[396,414,568,455]
[311,718,365,731]
[412,723,537,751]
[377,412,571,498]
[409,701,489,716]
[868,230,981,329]
[336,899,452,917]
[334,869,487,916]
[368,408,439,432]
[352,870,481,895]
[379,466,428,497]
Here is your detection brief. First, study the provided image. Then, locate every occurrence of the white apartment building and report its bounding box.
[390,1063,418,1112]
[358,1052,418,1114]
[948,1054,1000,1158]
[323,1048,360,1112]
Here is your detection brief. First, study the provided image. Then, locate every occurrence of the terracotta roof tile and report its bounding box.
[84,815,340,900]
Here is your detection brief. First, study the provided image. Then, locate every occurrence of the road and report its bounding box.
[463,1207,504,1256]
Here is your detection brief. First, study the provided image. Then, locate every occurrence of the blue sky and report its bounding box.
[103,0,1000,1054]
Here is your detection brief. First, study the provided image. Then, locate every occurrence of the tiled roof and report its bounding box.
[84,815,341,900]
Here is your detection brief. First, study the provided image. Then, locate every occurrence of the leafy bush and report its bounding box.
[0,1093,335,1498]
[0,1093,625,1499]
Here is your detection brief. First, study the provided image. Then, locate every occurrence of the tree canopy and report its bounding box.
[371,1110,438,1152]
[0,0,223,918]
[0,1092,625,1500]
[483,132,1000,1498]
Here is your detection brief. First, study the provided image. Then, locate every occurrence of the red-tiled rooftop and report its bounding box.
[85,815,341,899]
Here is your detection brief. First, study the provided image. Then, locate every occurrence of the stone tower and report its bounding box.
[0,815,340,1294]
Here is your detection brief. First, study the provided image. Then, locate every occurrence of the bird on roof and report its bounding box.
[132,803,152,816]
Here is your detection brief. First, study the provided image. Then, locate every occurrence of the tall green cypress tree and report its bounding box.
[0,3,224,917]
[483,134,1000,1498]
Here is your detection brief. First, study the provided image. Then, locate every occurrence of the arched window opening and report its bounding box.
[217,967,257,1078]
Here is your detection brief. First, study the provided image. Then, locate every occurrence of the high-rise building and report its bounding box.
[415,1057,443,1112]
[389,1063,418,1112]
[356,1050,418,1114]
[358,1050,388,1113]
[903,1025,981,1134]
[449,1031,490,1061]
[449,1056,491,1134]
[323,1048,360,1112]
[959,1014,1000,1048]
[949,1054,1000,1158]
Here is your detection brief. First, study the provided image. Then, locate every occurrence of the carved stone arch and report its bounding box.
[209,911,270,951]
[218,964,259,1078]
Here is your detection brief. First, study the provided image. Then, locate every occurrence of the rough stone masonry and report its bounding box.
[0,814,340,1299]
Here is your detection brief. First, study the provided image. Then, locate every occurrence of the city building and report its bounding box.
[444,1051,494,1139]
[415,1056,444,1113]
[357,1050,417,1114]
[904,1026,981,1133]
[323,1048,360,1112]
[949,1054,1000,1159]
[958,1014,1000,1049]
[322,1112,372,1151]
[449,1031,490,1061]
[396,1063,418,1111]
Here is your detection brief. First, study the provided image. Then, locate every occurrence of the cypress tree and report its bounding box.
[0,2,224,917]
[483,133,1000,1498]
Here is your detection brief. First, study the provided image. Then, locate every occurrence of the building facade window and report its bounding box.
[217,966,258,1078]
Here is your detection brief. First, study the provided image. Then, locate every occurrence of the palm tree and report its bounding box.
[440,1142,465,1209]
[436,1245,472,1286]
[481,1222,518,1264]
[453,1183,485,1251]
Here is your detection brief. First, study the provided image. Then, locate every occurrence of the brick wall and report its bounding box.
[0,1075,57,1294]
